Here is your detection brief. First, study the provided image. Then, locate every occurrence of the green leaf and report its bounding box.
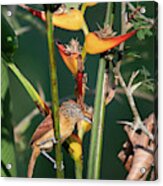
[137,29,145,40]
[126,52,141,59]
[1,57,17,176]
[144,29,153,37]
[1,90,17,177]
[1,13,18,62]
[1,59,9,100]
[140,66,151,78]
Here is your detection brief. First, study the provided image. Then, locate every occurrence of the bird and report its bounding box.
[27,100,92,177]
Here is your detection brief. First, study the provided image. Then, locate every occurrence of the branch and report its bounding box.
[127,2,154,25]
[113,2,153,140]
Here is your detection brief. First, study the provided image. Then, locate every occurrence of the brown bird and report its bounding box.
[28,100,92,178]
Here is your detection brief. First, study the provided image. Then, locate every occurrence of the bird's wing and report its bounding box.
[30,114,54,145]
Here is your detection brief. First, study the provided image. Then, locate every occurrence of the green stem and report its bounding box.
[105,2,114,27]
[45,9,64,178]
[87,58,106,179]
[75,160,83,179]
[81,3,89,61]
[81,4,87,15]
[87,2,114,179]
[82,20,89,36]
[7,62,49,115]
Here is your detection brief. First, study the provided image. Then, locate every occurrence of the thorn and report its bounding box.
[128,70,140,88]
[117,120,134,127]
[131,82,143,93]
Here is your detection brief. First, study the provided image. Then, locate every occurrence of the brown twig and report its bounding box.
[127,2,154,25]
[113,2,153,140]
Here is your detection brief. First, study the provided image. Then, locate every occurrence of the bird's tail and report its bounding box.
[27,147,40,178]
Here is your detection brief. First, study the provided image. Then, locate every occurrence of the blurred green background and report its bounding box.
[1,2,157,179]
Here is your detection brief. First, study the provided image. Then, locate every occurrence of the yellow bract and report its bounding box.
[80,120,92,133]
[69,142,82,161]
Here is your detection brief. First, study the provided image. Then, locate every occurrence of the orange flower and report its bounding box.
[56,39,82,75]
[85,25,137,54]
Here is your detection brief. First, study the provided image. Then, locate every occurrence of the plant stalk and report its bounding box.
[87,2,114,179]
[87,58,106,179]
[75,160,83,179]
[45,9,64,178]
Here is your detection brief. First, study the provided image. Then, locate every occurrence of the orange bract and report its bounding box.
[85,30,137,54]
[52,9,84,31]
[57,43,79,75]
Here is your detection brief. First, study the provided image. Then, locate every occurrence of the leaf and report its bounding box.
[131,18,153,40]
[1,59,17,176]
[144,29,153,37]
[1,89,17,177]
[137,29,145,40]
[126,52,141,59]
[140,66,151,79]
[1,59,9,100]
